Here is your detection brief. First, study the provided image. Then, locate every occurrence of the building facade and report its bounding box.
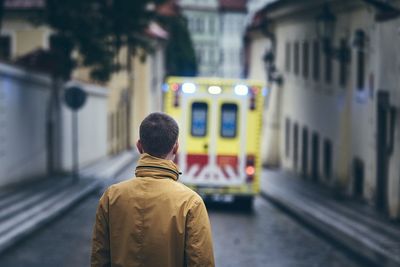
[179,0,220,76]
[219,0,247,78]
[179,0,247,78]
[248,0,400,219]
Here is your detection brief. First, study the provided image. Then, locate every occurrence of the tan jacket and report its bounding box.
[91,153,215,267]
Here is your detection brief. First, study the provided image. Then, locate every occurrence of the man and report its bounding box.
[91,112,215,267]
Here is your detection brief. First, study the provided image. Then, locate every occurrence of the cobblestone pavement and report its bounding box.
[0,165,367,267]
[208,199,366,267]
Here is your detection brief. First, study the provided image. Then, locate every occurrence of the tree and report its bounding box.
[158,14,197,77]
[42,0,167,82]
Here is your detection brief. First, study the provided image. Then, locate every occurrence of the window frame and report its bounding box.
[294,42,300,75]
[220,103,238,138]
[190,102,209,137]
[303,41,309,79]
[313,40,320,81]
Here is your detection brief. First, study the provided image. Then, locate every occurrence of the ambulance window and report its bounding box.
[221,103,238,138]
[191,102,208,137]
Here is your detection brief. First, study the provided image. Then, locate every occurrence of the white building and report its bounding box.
[219,0,247,78]
[247,0,400,219]
[179,0,220,76]
[179,0,248,78]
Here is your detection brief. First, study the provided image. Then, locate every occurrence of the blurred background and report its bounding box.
[0,0,400,266]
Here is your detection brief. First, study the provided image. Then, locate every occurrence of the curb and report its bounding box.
[260,190,400,267]
[0,150,138,255]
[0,179,101,255]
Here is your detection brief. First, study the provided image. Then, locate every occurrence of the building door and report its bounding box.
[353,158,364,198]
[293,123,299,170]
[376,91,390,212]
[301,127,308,178]
[311,132,319,181]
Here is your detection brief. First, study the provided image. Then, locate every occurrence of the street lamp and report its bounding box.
[352,29,366,50]
[263,50,284,86]
[315,3,350,63]
[316,3,336,52]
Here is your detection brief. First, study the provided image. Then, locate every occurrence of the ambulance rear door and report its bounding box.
[178,83,248,187]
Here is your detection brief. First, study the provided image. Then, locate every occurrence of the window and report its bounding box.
[220,103,238,138]
[311,132,320,180]
[285,118,291,158]
[294,42,299,75]
[339,39,348,87]
[285,42,291,72]
[357,48,365,90]
[209,17,215,34]
[209,50,215,64]
[195,17,204,33]
[0,36,11,60]
[188,17,194,32]
[323,139,332,179]
[293,123,299,167]
[196,47,203,64]
[313,40,320,81]
[303,42,309,79]
[325,40,332,84]
[191,102,208,137]
[302,127,309,177]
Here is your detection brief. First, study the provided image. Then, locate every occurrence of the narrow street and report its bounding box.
[0,162,366,267]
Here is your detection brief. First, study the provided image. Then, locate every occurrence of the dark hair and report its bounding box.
[139,112,179,158]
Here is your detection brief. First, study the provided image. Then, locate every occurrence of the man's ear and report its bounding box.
[136,140,144,154]
[172,142,179,155]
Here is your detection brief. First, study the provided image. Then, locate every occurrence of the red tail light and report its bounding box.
[246,166,255,176]
[246,155,255,183]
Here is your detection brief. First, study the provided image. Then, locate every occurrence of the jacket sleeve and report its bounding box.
[185,198,215,267]
[91,190,111,267]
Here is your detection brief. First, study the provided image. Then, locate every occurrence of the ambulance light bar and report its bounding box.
[208,86,222,95]
[262,87,268,96]
[181,83,196,94]
[234,85,248,96]
[171,83,179,91]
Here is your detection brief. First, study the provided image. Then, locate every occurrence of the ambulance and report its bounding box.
[163,76,265,209]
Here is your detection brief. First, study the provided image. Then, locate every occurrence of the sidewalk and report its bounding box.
[260,168,400,267]
[0,149,138,255]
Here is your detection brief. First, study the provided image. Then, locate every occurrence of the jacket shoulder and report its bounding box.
[172,181,203,201]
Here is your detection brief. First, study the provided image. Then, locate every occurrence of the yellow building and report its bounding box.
[1,1,168,157]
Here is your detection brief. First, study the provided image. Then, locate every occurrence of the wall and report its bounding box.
[376,17,400,218]
[245,31,281,166]
[247,32,269,81]
[0,63,52,187]
[61,82,108,171]
[273,5,376,191]
[1,17,52,59]
[275,19,345,184]
[131,46,165,144]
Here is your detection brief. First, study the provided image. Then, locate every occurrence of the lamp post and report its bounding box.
[263,49,284,87]
[316,3,336,53]
[315,3,350,63]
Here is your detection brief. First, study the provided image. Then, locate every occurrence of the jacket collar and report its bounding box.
[135,153,180,181]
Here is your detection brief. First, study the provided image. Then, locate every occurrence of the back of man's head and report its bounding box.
[139,112,179,158]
